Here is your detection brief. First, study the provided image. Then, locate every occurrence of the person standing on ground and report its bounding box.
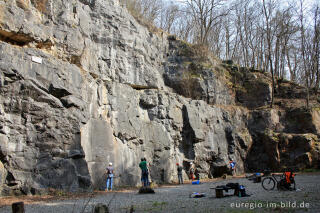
[176,163,183,184]
[229,159,236,176]
[189,162,195,181]
[139,158,149,187]
[106,162,114,191]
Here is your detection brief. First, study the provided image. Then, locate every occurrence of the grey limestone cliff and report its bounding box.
[0,0,319,195]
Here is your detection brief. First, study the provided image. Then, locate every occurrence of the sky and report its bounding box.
[165,0,317,7]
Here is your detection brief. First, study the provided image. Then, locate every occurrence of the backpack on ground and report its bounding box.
[238,185,247,197]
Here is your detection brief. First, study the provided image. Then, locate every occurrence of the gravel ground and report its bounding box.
[0,173,319,213]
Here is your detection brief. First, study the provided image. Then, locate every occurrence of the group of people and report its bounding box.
[176,162,195,184]
[105,158,150,191]
[177,159,236,184]
[104,158,237,190]
[105,158,151,191]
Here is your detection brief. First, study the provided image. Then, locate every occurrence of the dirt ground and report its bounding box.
[0,173,319,213]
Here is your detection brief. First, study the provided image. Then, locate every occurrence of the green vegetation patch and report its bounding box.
[264,129,280,142]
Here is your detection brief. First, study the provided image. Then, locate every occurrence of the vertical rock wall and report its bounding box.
[0,0,319,195]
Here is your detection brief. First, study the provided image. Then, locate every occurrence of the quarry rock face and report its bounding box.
[0,0,319,195]
[0,161,5,193]
[247,109,320,171]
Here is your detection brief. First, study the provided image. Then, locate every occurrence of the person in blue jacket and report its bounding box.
[229,159,236,176]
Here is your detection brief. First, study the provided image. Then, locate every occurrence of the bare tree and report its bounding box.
[120,0,163,24]
[286,44,299,82]
[272,7,297,80]
[263,0,276,108]
[140,0,163,23]
[121,0,318,103]
[311,5,320,92]
[182,0,229,45]
[299,0,310,108]
[158,2,180,34]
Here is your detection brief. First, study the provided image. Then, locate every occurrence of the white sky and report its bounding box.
[165,0,317,7]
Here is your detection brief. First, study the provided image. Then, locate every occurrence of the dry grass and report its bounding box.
[16,0,30,10]
[121,1,164,35]
[192,44,211,61]
[274,98,319,110]
[30,0,48,14]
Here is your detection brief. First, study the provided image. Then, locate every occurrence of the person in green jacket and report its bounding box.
[139,158,149,186]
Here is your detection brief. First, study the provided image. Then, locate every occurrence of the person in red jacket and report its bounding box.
[189,162,195,181]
